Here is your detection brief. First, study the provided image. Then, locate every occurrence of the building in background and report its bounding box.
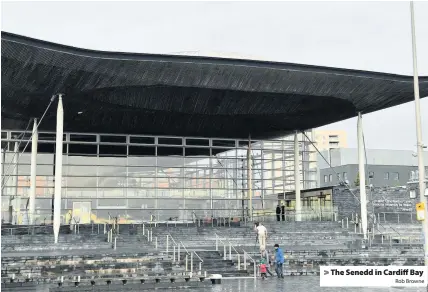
[1,130,318,224]
[318,148,428,188]
[313,130,348,151]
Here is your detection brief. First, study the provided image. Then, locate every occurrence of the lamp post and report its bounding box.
[410,1,428,266]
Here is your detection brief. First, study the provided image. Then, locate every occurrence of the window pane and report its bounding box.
[392,172,399,180]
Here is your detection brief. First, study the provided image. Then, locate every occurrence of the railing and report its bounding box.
[251,210,338,223]
[215,233,242,271]
[166,233,203,276]
[242,249,257,280]
[343,213,422,247]
[375,212,416,224]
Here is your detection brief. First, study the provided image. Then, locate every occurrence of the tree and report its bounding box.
[354,172,360,187]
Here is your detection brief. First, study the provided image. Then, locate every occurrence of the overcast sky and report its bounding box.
[2,1,427,151]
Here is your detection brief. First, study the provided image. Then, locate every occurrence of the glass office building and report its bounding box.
[1,130,318,225]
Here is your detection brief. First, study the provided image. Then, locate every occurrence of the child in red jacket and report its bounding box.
[260,259,267,280]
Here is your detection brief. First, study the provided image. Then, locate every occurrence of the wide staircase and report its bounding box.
[1,223,209,290]
[1,218,425,289]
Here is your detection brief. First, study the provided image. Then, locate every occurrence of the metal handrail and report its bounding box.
[193,251,203,263]
[228,241,240,255]
[242,249,257,279]
[215,232,242,271]
[167,232,178,246]
[179,241,190,255]
[251,210,338,220]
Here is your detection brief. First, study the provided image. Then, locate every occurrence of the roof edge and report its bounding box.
[2,31,427,82]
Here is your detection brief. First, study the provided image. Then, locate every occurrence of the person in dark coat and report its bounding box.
[276,205,281,221]
[281,204,285,221]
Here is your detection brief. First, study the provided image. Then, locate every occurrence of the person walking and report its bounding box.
[261,248,274,277]
[274,243,285,278]
[276,205,281,222]
[255,222,267,252]
[281,204,285,221]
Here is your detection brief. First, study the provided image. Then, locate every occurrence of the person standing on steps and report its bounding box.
[281,204,285,222]
[274,243,285,278]
[255,222,267,252]
[276,205,281,222]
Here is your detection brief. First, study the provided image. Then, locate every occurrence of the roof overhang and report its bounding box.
[2,31,428,140]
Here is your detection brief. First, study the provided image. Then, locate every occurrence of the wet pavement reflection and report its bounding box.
[28,277,426,292]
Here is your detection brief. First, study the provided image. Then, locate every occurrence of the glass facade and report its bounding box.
[1,130,317,224]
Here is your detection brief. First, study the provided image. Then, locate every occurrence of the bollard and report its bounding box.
[211,274,222,284]
[397,214,400,224]
[114,237,117,250]
[237,254,240,271]
[150,230,153,242]
[117,223,119,235]
[104,223,106,234]
[98,224,100,234]
[244,252,247,269]
[155,237,158,250]
[186,255,188,272]
[341,219,344,228]
[167,235,169,254]
[75,275,80,287]
[11,273,15,283]
[346,217,349,229]
[354,224,356,233]
[377,213,380,223]
[215,236,218,251]
[381,235,384,244]
[223,245,226,260]
[229,243,232,260]
[199,262,202,274]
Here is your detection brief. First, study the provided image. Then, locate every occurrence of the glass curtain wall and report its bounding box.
[1,130,317,224]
